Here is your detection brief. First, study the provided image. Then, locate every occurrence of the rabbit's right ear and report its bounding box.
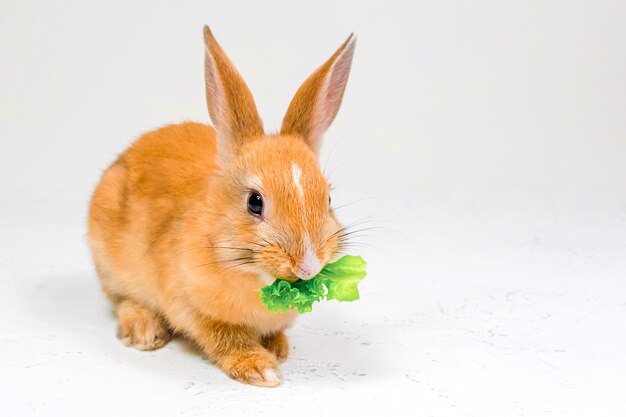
[204,26,264,166]
[281,34,356,157]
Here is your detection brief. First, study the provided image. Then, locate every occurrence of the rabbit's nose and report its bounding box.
[292,263,322,280]
[292,245,322,280]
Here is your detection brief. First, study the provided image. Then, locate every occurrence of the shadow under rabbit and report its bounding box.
[26,271,393,385]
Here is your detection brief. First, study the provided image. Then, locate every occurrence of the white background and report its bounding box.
[1,1,625,416]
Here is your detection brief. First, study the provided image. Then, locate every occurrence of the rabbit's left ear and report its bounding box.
[280,34,356,157]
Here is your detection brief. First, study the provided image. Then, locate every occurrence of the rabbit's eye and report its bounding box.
[247,192,264,217]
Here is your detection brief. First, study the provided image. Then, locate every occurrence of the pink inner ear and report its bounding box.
[204,49,228,140]
[311,39,356,152]
[324,56,353,120]
[204,49,235,167]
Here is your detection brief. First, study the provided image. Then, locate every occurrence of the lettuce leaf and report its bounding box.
[259,255,367,313]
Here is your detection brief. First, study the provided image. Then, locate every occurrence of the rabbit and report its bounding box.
[87,26,356,387]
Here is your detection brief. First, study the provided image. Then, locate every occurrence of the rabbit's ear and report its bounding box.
[204,26,264,165]
[280,34,356,157]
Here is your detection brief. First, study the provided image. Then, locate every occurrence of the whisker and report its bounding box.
[337,226,389,238]
[340,213,393,228]
[223,261,256,270]
[336,241,381,251]
[242,240,266,248]
[250,232,273,247]
[332,197,377,211]
[204,245,254,252]
[190,256,255,270]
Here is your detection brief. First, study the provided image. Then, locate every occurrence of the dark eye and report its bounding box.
[247,192,264,217]
[328,195,332,206]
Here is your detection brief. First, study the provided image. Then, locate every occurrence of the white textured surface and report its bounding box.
[1,190,625,416]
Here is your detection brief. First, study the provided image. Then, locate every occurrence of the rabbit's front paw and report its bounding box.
[221,349,281,387]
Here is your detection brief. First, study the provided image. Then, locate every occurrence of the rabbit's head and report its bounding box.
[203,26,355,282]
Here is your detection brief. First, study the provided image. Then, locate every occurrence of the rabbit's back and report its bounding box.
[119,122,217,201]
[88,122,217,304]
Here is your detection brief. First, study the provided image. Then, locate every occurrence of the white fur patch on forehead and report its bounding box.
[291,162,304,198]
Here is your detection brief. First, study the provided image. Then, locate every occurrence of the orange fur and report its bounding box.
[88,26,356,387]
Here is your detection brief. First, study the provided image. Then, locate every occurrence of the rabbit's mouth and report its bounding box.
[253,269,279,286]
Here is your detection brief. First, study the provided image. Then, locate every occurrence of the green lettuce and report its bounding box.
[259,255,367,313]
